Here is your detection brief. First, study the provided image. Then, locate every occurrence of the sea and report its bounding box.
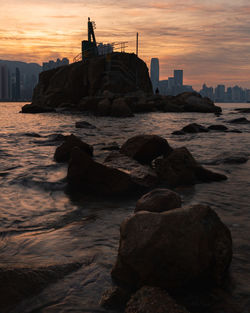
[0,102,249,312]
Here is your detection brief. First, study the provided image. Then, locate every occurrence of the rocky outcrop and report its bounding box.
[125,286,190,313]
[181,123,208,133]
[100,286,131,310]
[21,103,55,113]
[228,117,250,124]
[208,124,228,131]
[120,134,172,164]
[110,98,134,117]
[111,204,232,291]
[54,134,93,162]
[67,148,155,195]
[135,188,181,213]
[104,152,158,189]
[30,53,152,109]
[75,121,96,129]
[154,147,227,186]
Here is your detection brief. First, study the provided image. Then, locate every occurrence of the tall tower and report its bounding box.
[15,68,21,100]
[150,58,159,93]
[174,70,183,86]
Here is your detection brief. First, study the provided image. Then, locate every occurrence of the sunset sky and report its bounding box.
[1,0,250,89]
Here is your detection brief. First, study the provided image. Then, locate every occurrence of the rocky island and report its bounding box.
[22,52,222,116]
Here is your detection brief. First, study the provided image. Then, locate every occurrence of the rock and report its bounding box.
[67,148,151,195]
[101,143,120,151]
[96,98,111,116]
[75,121,96,129]
[104,152,158,189]
[21,103,55,113]
[181,123,208,133]
[23,132,42,137]
[135,188,181,213]
[29,53,152,110]
[172,130,186,135]
[54,134,93,162]
[154,147,227,187]
[0,263,82,312]
[235,108,250,113]
[228,117,250,124]
[111,98,134,117]
[111,204,232,291]
[228,129,242,133]
[222,156,248,164]
[208,125,228,131]
[120,134,172,164]
[125,286,190,313]
[100,286,131,310]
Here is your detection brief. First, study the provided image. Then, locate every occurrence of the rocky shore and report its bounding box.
[21,53,222,116]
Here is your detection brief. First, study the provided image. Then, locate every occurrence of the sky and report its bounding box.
[0,0,250,90]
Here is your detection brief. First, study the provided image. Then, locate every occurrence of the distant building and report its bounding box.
[42,58,69,72]
[150,58,159,93]
[97,43,113,55]
[0,65,10,100]
[15,68,21,100]
[174,70,183,86]
[200,84,214,100]
[158,80,168,95]
[215,84,225,102]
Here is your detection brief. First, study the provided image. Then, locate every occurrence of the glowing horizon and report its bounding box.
[1,0,250,90]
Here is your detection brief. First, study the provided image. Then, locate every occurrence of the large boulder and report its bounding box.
[125,286,190,313]
[120,134,172,164]
[54,134,93,162]
[111,205,232,292]
[29,53,153,110]
[181,123,208,133]
[104,152,158,189]
[228,117,250,124]
[110,98,134,117]
[154,147,227,187]
[67,148,153,195]
[135,188,181,213]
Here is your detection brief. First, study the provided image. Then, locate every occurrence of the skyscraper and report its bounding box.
[15,68,21,100]
[174,70,183,86]
[0,65,10,100]
[150,58,159,93]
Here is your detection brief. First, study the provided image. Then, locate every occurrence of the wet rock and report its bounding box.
[67,147,150,195]
[100,286,131,310]
[181,123,208,133]
[111,205,232,291]
[208,124,228,131]
[135,188,181,213]
[0,263,82,312]
[111,98,134,117]
[235,108,250,113]
[228,117,250,124]
[120,134,172,164]
[96,98,111,116]
[101,143,120,151]
[21,103,55,113]
[75,121,96,129]
[154,147,227,187]
[228,129,242,133]
[125,286,190,313]
[23,132,42,137]
[54,134,93,162]
[104,151,158,189]
[172,130,186,136]
[222,156,248,164]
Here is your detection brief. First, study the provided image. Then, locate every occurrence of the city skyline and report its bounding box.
[1,0,250,89]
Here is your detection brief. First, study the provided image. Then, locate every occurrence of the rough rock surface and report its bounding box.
[54,134,93,162]
[100,286,131,310]
[104,152,158,189]
[135,188,181,213]
[208,124,228,131]
[21,103,55,113]
[111,204,232,291]
[67,148,152,195]
[110,98,134,117]
[75,121,96,129]
[181,123,208,133]
[30,53,152,108]
[125,286,190,313]
[228,117,250,124]
[120,134,172,164]
[154,147,227,187]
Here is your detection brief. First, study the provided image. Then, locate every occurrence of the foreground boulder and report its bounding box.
[67,148,153,195]
[125,286,190,313]
[111,204,232,292]
[54,134,93,162]
[135,188,181,213]
[104,152,158,189]
[120,134,172,164]
[155,147,227,187]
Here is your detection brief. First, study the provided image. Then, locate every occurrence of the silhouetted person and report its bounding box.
[155,87,159,94]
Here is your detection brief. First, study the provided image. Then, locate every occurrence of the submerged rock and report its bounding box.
[125,286,190,313]
[75,121,96,129]
[208,124,228,131]
[182,123,208,133]
[135,188,181,213]
[54,134,93,162]
[111,204,232,291]
[228,117,250,124]
[120,134,172,164]
[154,147,227,187]
[21,103,55,113]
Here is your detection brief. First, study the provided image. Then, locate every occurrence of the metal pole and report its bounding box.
[136,32,139,56]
